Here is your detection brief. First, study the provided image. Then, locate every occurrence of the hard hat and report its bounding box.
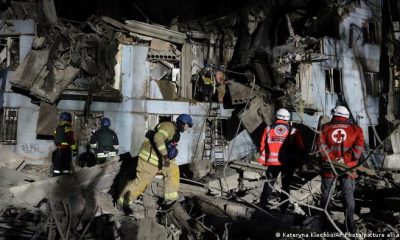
[276,108,290,121]
[333,106,350,118]
[101,117,111,127]
[177,114,193,127]
[60,112,72,122]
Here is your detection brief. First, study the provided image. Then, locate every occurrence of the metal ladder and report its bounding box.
[202,103,227,165]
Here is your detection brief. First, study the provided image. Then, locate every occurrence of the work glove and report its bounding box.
[336,157,344,164]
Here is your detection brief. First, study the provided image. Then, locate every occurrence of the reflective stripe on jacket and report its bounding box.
[90,127,119,154]
[318,116,365,178]
[54,121,77,151]
[139,121,177,167]
[258,120,299,166]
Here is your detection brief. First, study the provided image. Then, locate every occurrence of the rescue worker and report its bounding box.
[90,117,119,164]
[258,108,305,212]
[117,114,193,210]
[201,64,214,101]
[215,69,227,103]
[52,112,77,176]
[318,105,364,233]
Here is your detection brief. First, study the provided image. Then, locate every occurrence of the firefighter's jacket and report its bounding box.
[318,116,365,178]
[54,121,77,152]
[90,127,119,157]
[139,121,178,167]
[258,120,305,166]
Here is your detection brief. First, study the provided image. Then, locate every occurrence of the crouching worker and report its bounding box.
[117,114,193,211]
[52,112,77,177]
[90,117,119,164]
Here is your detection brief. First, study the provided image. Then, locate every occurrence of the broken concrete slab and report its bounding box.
[120,217,173,240]
[30,65,80,103]
[189,159,211,179]
[206,168,239,196]
[36,102,58,136]
[290,175,321,205]
[0,144,25,169]
[150,39,171,51]
[243,170,262,180]
[0,168,43,187]
[9,160,121,206]
[237,96,273,133]
[11,50,49,90]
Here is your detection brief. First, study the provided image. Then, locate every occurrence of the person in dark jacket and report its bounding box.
[79,144,96,168]
[52,112,77,176]
[90,117,119,164]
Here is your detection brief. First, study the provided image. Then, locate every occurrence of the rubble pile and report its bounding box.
[1,0,400,239]
[0,152,399,239]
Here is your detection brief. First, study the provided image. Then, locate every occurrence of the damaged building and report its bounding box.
[0,0,400,239]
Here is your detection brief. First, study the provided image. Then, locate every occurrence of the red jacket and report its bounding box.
[319,116,364,178]
[258,120,305,166]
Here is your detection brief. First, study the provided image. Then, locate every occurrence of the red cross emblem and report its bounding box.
[331,129,347,143]
[274,125,287,136]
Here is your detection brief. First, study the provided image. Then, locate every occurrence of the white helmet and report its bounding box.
[333,106,350,118]
[276,108,290,121]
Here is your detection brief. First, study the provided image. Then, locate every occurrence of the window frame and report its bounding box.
[0,107,19,145]
[324,68,342,94]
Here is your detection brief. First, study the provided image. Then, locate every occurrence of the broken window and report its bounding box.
[325,68,341,93]
[0,37,20,70]
[0,107,18,144]
[70,111,104,146]
[368,126,379,149]
[394,78,400,94]
[362,20,378,44]
[393,66,400,94]
[364,72,381,96]
[158,115,172,123]
[147,114,173,129]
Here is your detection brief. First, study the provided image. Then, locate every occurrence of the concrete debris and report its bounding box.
[237,95,273,133]
[0,144,25,169]
[0,152,399,239]
[1,0,400,239]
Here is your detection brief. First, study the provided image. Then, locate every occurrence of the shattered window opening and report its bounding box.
[69,111,104,149]
[0,37,20,70]
[158,115,172,123]
[325,68,342,94]
[393,66,400,94]
[362,20,379,44]
[394,78,400,94]
[0,107,18,145]
[364,72,381,96]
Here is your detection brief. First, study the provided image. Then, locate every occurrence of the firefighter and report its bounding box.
[117,114,193,210]
[90,117,119,164]
[318,105,364,233]
[258,108,305,212]
[52,112,77,177]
